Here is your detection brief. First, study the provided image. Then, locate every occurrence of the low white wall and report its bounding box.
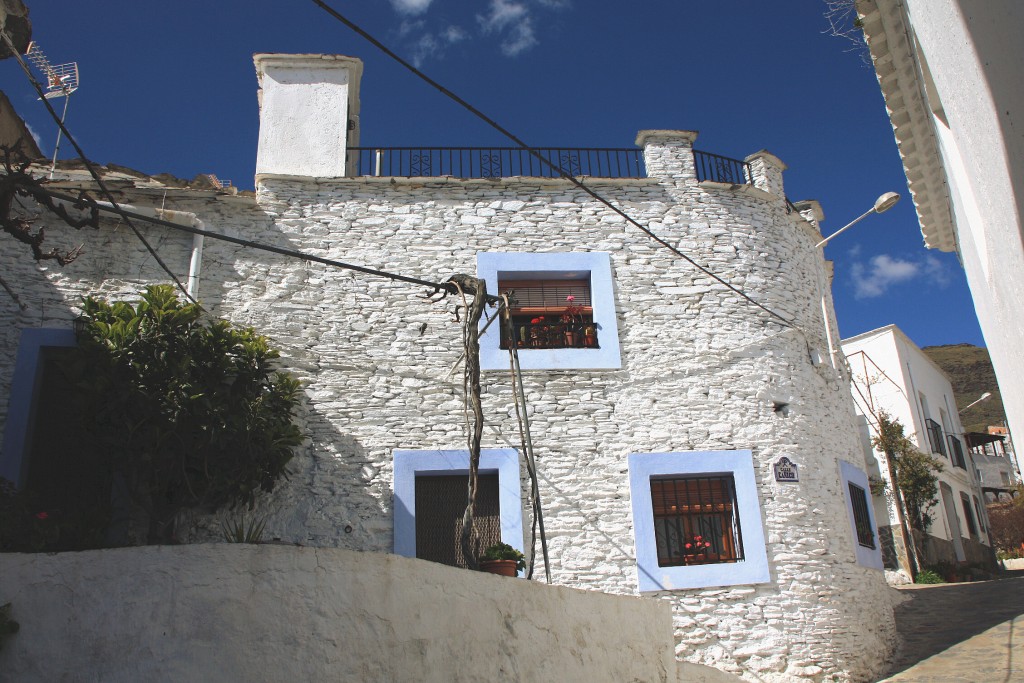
[0,544,677,683]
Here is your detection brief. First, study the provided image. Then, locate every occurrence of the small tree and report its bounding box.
[72,286,303,544]
[873,412,943,533]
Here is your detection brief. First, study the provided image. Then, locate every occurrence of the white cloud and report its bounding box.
[390,0,434,16]
[534,0,571,8]
[407,24,467,67]
[478,0,537,56]
[850,253,952,299]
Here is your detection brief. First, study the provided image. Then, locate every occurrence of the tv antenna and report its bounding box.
[25,41,80,178]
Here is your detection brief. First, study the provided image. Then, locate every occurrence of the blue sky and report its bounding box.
[1,1,984,349]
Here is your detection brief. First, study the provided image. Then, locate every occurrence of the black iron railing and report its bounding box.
[848,482,876,549]
[501,320,598,350]
[693,150,752,185]
[348,147,645,179]
[925,418,947,457]
[650,475,743,567]
[947,434,967,469]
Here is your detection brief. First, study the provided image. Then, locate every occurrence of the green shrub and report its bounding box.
[914,569,943,584]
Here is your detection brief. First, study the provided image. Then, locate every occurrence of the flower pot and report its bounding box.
[480,559,519,577]
[564,330,577,347]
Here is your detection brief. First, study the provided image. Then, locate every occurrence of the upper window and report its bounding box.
[477,252,621,370]
[839,460,883,570]
[498,278,598,350]
[628,450,769,592]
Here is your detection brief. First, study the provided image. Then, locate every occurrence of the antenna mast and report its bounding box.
[25,41,80,178]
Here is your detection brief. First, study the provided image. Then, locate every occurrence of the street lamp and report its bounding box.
[816,192,901,368]
[816,192,901,248]
[959,391,993,414]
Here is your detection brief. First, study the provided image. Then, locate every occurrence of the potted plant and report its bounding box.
[560,295,585,347]
[479,542,525,577]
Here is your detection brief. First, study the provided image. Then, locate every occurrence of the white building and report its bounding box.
[842,325,991,576]
[856,0,1024,479]
[0,53,897,681]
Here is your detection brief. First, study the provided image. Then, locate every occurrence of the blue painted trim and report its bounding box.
[393,448,524,570]
[839,460,884,570]
[476,252,621,370]
[1,328,77,486]
[628,450,770,592]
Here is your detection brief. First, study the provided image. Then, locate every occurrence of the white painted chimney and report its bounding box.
[253,53,363,179]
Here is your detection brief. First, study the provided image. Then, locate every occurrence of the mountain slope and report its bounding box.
[922,343,1006,433]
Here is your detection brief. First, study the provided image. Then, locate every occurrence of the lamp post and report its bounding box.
[816,192,901,368]
[959,391,992,414]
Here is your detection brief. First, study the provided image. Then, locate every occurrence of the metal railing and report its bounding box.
[693,150,752,185]
[348,147,645,179]
[925,418,947,457]
[947,434,967,469]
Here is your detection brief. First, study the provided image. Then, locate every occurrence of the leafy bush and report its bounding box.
[58,286,303,546]
[872,412,942,532]
[987,492,1024,558]
[914,569,943,584]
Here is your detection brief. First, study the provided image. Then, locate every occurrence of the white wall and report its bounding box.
[0,544,678,683]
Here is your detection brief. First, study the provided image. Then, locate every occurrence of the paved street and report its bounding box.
[879,569,1024,682]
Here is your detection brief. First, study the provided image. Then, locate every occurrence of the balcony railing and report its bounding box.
[925,418,947,457]
[947,435,967,469]
[693,150,752,185]
[346,146,755,184]
[348,147,645,179]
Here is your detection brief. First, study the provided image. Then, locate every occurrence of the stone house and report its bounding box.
[0,53,897,681]
[842,324,992,574]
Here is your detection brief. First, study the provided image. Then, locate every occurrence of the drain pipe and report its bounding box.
[56,200,205,300]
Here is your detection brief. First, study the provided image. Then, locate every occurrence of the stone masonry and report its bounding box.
[0,56,897,682]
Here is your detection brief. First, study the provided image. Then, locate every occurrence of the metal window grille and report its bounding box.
[848,482,876,549]
[415,474,500,568]
[959,493,978,537]
[498,278,598,350]
[973,496,987,532]
[925,418,947,456]
[650,475,743,567]
[947,434,967,469]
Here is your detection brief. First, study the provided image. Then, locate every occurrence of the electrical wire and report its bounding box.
[24,184,474,300]
[0,27,194,304]
[308,0,793,329]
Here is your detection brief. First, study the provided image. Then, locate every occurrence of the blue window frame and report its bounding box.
[629,449,769,592]
[477,252,621,371]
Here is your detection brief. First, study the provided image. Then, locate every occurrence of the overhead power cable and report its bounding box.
[308,0,793,329]
[0,28,194,303]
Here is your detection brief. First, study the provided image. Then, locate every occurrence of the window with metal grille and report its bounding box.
[650,475,743,567]
[497,277,597,350]
[960,492,978,537]
[415,474,500,568]
[973,495,986,533]
[848,482,876,549]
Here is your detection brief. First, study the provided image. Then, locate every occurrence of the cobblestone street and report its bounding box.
[879,569,1024,681]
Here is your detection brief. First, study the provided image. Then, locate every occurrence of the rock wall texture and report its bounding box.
[0,544,678,683]
[0,132,896,681]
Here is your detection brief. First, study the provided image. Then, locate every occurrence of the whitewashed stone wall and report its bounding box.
[0,544,679,683]
[0,131,895,681]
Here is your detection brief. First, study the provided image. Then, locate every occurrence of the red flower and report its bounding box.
[566,295,575,302]
[35,512,49,520]
[684,542,692,549]
[531,318,541,324]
